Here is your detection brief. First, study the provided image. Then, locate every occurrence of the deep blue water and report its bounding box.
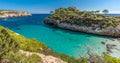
[0,14,120,58]
[106,14,120,16]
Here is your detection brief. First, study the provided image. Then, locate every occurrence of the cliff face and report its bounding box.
[44,18,120,37]
[0,10,31,18]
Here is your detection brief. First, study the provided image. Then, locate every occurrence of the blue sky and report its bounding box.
[0,0,120,13]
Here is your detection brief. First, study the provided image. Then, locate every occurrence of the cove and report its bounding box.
[0,14,119,58]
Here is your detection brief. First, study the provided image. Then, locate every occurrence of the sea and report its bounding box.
[0,14,120,58]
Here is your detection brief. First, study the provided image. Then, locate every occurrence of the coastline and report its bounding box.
[44,17,120,58]
[44,18,120,37]
[0,10,31,18]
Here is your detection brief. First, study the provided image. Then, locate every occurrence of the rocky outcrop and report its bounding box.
[101,41,106,45]
[0,10,31,18]
[106,44,116,52]
[44,18,120,37]
[44,18,59,27]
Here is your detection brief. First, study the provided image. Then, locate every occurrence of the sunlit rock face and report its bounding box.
[44,18,120,37]
[0,10,31,18]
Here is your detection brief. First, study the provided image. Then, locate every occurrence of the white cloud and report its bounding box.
[109,10,120,14]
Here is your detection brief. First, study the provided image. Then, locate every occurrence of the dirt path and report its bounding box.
[19,50,67,63]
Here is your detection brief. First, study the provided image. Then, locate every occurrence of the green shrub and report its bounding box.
[49,7,120,28]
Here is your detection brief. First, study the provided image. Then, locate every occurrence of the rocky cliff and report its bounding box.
[44,18,120,37]
[0,10,31,18]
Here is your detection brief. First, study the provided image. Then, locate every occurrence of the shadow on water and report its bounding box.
[44,23,116,39]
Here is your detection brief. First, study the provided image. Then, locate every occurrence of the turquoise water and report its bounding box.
[0,14,118,58]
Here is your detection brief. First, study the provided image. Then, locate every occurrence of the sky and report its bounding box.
[0,0,120,14]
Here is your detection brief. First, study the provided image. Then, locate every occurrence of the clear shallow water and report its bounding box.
[0,14,120,58]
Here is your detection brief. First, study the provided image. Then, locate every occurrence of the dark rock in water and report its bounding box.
[112,44,117,46]
[101,41,106,45]
[106,44,112,49]
[106,44,116,49]
[106,48,112,53]
[106,44,116,53]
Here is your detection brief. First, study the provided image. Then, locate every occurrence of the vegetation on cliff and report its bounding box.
[49,7,120,28]
[0,26,44,63]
